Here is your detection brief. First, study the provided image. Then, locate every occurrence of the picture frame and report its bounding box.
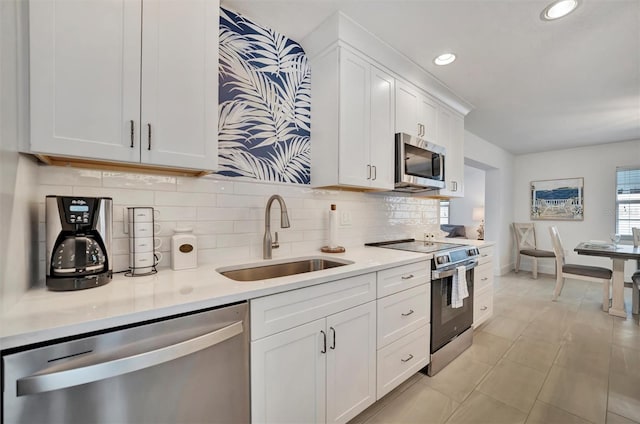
[530,177,584,221]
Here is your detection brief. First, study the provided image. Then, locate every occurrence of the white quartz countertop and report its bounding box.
[0,246,434,350]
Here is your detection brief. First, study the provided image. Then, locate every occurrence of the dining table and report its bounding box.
[575,242,640,318]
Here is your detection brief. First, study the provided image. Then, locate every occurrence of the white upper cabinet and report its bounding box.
[311,46,394,190]
[29,0,142,163]
[437,107,465,197]
[395,80,437,142]
[29,0,218,172]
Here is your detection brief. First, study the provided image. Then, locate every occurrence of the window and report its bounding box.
[440,200,449,225]
[616,166,640,239]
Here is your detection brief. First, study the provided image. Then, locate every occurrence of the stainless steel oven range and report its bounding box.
[365,239,479,376]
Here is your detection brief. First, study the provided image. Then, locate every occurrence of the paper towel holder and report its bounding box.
[321,204,345,253]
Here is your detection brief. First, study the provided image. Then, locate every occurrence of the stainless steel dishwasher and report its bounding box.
[2,302,249,424]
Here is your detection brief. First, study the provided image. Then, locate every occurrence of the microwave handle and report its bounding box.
[438,154,445,181]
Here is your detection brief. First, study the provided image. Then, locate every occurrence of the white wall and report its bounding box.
[513,139,640,278]
[464,130,515,275]
[0,0,39,312]
[449,165,485,232]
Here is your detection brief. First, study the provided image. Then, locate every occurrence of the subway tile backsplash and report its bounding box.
[35,165,440,284]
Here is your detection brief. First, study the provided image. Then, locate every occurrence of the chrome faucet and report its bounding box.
[263,195,290,259]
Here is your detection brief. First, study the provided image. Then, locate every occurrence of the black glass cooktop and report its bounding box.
[365,239,464,254]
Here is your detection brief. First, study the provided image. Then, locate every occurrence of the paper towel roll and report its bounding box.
[329,204,338,248]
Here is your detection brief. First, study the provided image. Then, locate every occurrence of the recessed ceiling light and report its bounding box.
[434,53,456,66]
[541,0,579,21]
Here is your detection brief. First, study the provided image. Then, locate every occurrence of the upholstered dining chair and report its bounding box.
[512,223,555,279]
[548,226,613,311]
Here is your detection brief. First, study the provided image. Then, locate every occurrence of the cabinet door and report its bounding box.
[438,108,464,197]
[326,302,376,424]
[418,96,438,142]
[395,81,419,137]
[338,49,371,187]
[140,0,218,171]
[369,66,395,190]
[29,0,141,162]
[251,319,326,424]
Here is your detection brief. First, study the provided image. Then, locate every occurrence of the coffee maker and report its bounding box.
[46,196,113,290]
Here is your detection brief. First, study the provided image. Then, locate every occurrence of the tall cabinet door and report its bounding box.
[251,319,327,424]
[395,81,419,137]
[369,66,395,190]
[338,49,371,187]
[140,0,219,171]
[29,0,141,162]
[326,302,377,424]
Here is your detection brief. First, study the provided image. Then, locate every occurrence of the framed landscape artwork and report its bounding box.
[530,177,584,220]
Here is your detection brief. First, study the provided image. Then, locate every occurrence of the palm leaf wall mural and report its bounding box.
[218,8,311,184]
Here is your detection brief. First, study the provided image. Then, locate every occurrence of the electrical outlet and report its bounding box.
[340,211,352,227]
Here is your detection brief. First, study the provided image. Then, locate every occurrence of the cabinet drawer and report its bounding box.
[478,246,493,265]
[376,324,430,399]
[474,262,493,292]
[377,260,430,298]
[377,284,429,348]
[473,286,493,328]
[250,273,376,340]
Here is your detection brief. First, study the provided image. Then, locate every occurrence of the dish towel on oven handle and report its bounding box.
[451,265,469,308]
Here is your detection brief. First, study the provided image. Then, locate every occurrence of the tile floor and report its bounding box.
[349,272,640,424]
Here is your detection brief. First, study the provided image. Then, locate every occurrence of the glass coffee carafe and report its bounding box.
[51,235,106,275]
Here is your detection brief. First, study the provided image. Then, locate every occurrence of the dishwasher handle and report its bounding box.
[17,320,244,397]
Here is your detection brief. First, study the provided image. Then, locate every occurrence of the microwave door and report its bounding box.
[405,144,434,178]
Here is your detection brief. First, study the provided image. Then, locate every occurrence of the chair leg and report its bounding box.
[532,258,538,279]
[515,253,521,273]
[602,280,610,312]
[552,273,565,301]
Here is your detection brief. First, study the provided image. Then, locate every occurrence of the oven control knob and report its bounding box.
[436,256,449,264]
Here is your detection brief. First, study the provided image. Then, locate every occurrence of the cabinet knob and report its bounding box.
[481,277,488,281]
[480,306,488,311]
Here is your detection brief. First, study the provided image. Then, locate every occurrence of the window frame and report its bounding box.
[615,165,640,241]
[440,200,450,225]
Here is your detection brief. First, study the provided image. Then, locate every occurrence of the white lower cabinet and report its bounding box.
[251,274,377,424]
[473,246,495,328]
[377,324,430,398]
[375,260,431,400]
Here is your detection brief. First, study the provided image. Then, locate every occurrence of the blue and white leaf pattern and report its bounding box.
[219,8,311,184]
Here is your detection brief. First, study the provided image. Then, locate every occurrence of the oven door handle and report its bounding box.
[432,260,478,280]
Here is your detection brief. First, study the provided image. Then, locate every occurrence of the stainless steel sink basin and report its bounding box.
[217,257,354,282]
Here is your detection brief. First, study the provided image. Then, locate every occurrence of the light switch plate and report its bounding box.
[340,211,352,227]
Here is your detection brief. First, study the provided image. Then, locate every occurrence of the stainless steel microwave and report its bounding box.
[394,133,446,192]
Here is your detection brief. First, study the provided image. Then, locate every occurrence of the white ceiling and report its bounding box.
[222,0,640,155]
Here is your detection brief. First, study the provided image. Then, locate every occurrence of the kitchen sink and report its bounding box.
[217,257,354,282]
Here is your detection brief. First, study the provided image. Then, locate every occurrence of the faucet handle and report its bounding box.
[272,231,280,249]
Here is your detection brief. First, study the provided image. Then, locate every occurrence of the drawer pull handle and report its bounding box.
[129,120,135,148]
[320,330,327,354]
[401,274,414,280]
[401,309,415,317]
[480,306,488,311]
[401,354,414,363]
[329,327,336,350]
[481,277,488,281]
[482,254,488,257]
